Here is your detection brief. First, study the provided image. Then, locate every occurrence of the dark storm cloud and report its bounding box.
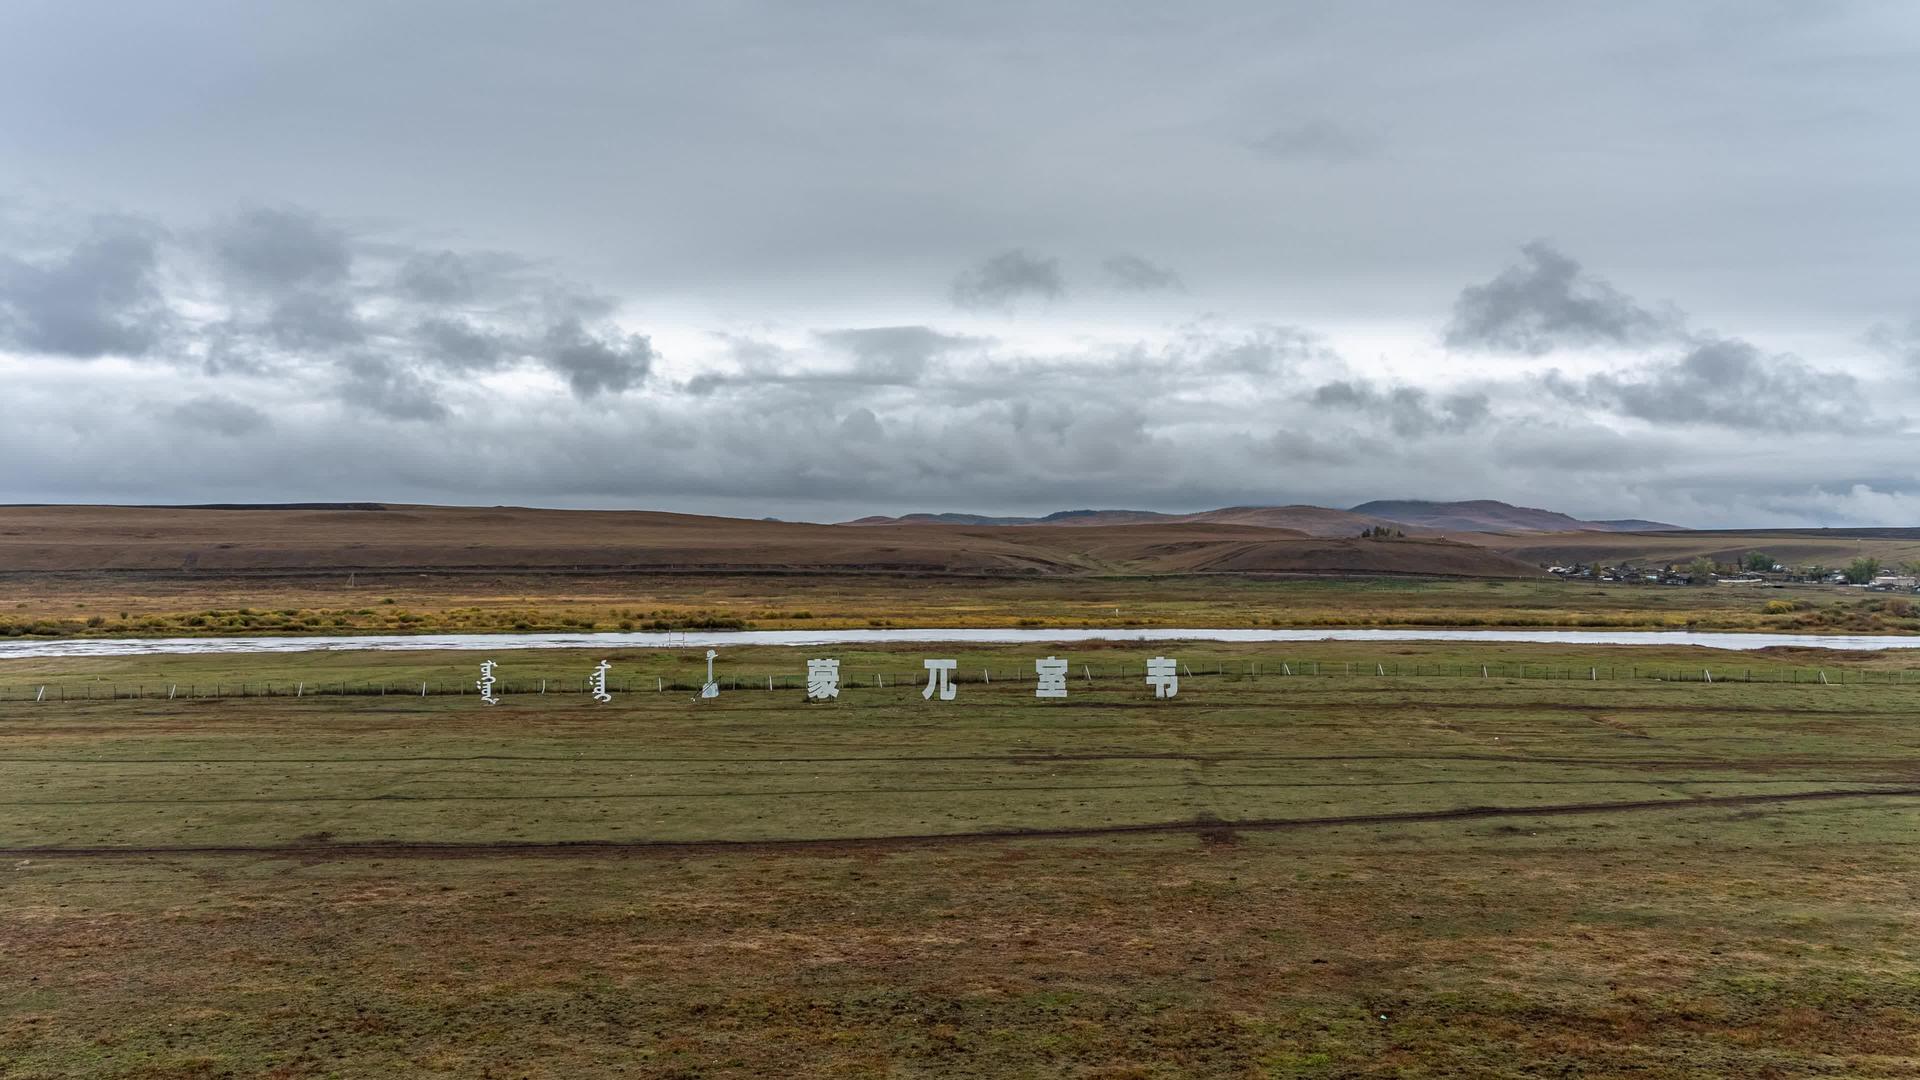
[1250,120,1374,163]
[1311,379,1491,437]
[536,318,655,398]
[950,250,1065,310]
[170,394,270,437]
[1551,337,1864,431]
[1446,242,1682,355]
[0,216,170,358]
[1101,254,1185,292]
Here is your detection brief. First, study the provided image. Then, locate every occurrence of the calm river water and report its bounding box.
[1,627,1916,659]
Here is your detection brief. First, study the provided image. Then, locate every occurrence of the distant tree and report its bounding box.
[1846,557,1883,584]
[1743,551,1774,573]
[1687,556,1716,581]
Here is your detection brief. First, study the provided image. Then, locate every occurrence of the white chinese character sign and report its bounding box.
[807,658,840,700]
[1146,656,1179,699]
[922,658,957,701]
[458,651,1210,709]
[1035,656,1068,699]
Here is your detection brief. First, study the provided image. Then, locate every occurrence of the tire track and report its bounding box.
[0,777,1901,808]
[5,785,1916,860]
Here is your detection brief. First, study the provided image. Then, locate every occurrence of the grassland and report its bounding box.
[7,571,1920,640]
[4,642,1920,1076]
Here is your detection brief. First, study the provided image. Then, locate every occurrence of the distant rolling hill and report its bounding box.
[1349,500,1683,534]
[844,505,1422,537]
[0,504,1544,579]
[845,499,1680,536]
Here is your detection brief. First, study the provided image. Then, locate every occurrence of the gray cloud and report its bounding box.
[1102,254,1185,292]
[415,316,508,370]
[263,290,366,351]
[1192,324,1327,375]
[950,250,1065,309]
[0,202,661,403]
[394,250,492,305]
[1554,337,1864,431]
[338,354,450,422]
[207,207,351,293]
[1311,379,1491,437]
[1867,318,1920,368]
[1446,241,1682,355]
[816,325,983,380]
[170,394,271,437]
[838,406,884,443]
[537,318,655,398]
[1250,120,1374,163]
[0,216,170,358]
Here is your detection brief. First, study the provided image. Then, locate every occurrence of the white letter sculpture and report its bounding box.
[589,660,612,703]
[701,649,720,699]
[477,660,500,705]
[1146,656,1179,699]
[807,658,840,700]
[1035,656,1068,699]
[922,658,957,701]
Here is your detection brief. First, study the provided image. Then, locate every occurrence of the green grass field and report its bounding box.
[4,643,1920,1077]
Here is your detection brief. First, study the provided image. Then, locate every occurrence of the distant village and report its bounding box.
[1545,554,1919,591]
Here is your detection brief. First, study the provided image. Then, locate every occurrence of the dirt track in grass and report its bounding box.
[7,784,1916,860]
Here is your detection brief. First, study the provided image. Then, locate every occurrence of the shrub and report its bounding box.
[1763,599,1796,615]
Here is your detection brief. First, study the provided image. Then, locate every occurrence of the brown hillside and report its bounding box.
[1476,528,1920,569]
[1180,505,1436,537]
[0,505,1543,579]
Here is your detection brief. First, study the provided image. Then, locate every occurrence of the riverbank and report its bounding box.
[4,571,1915,640]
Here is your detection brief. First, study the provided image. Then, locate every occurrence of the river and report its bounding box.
[0,626,1915,659]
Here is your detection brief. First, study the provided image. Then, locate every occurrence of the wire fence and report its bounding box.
[3,658,1913,702]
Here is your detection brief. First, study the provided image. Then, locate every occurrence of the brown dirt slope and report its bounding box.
[0,504,1543,578]
[1181,504,1435,536]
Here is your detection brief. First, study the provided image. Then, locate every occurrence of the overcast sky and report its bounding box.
[3,1,1918,526]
